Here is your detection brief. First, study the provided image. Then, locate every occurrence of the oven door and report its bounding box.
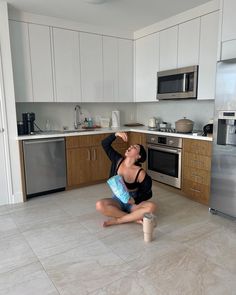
[147,144,182,188]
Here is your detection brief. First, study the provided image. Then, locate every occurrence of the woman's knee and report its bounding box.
[146,201,157,213]
[96,199,105,212]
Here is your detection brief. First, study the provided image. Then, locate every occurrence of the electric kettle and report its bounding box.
[148,117,159,129]
[111,110,120,128]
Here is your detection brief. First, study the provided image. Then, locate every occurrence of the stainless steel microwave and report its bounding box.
[156,65,198,100]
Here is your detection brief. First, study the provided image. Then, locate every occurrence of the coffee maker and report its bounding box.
[22,112,35,135]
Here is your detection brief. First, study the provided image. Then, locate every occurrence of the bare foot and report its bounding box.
[103,218,119,227]
[136,219,143,225]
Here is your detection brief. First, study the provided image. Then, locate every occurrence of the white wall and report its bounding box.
[16,103,137,131]
[0,2,23,204]
[16,100,214,131]
[136,100,214,130]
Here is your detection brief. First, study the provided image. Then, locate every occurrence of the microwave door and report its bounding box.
[157,65,198,100]
[157,73,184,99]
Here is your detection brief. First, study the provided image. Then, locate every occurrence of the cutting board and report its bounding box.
[124,123,144,127]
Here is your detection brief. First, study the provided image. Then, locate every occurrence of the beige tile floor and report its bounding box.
[0,182,235,295]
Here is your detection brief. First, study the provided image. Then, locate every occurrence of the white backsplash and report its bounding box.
[136,100,214,130]
[16,102,137,131]
[16,100,214,132]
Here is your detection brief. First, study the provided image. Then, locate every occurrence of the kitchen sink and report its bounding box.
[34,129,96,135]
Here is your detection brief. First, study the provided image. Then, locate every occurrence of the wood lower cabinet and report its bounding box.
[66,133,127,189]
[128,132,146,146]
[128,132,147,169]
[67,146,92,187]
[182,138,212,205]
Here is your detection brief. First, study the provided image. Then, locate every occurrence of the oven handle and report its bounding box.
[147,144,181,154]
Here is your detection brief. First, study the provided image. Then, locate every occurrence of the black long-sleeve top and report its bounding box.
[102,133,152,205]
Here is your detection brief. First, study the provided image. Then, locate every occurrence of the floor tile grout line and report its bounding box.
[36,258,61,295]
[0,260,40,278]
[10,221,62,295]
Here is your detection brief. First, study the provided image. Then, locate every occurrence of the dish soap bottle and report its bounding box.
[84,118,88,128]
[88,118,93,128]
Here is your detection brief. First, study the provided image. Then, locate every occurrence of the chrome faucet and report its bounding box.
[74,105,82,129]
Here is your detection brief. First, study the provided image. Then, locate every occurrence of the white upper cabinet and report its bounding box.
[159,26,178,71]
[118,39,133,102]
[198,11,219,100]
[177,18,200,68]
[103,36,118,102]
[221,0,236,42]
[221,0,236,60]
[28,24,54,102]
[53,28,81,102]
[9,21,33,102]
[135,33,159,102]
[80,33,103,102]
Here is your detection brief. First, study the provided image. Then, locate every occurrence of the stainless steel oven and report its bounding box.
[147,134,182,188]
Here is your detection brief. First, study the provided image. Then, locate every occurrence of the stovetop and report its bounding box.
[147,127,203,136]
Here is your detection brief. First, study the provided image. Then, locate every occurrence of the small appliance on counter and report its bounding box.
[111,110,120,128]
[17,121,24,135]
[21,112,35,135]
[148,117,159,130]
[202,120,213,136]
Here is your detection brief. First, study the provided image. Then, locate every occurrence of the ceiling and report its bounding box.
[4,0,212,31]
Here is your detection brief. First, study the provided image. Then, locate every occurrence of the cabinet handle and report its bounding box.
[190,188,201,193]
[92,149,96,160]
[87,149,91,161]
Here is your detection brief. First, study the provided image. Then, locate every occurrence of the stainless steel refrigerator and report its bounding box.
[210,61,236,218]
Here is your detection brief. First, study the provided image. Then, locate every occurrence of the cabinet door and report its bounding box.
[118,39,133,102]
[159,26,178,71]
[80,33,103,102]
[103,36,118,102]
[91,146,110,181]
[128,132,146,147]
[66,147,91,187]
[135,33,159,102]
[198,11,219,100]
[182,138,212,205]
[221,0,236,42]
[178,18,200,68]
[9,21,33,102]
[53,28,81,102]
[128,132,147,169]
[28,24,54,102]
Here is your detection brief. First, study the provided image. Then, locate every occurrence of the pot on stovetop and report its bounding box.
[175,117,194,133]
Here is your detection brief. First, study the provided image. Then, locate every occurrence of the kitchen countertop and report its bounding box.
[17,126,213,141]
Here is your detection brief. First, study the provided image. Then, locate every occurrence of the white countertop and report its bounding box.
[17,126,213,141]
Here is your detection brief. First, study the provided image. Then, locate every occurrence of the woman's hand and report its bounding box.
[115,132,128,142]
[128,197,135,205]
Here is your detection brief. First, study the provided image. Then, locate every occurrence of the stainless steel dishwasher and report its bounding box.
[23,138,66,197]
